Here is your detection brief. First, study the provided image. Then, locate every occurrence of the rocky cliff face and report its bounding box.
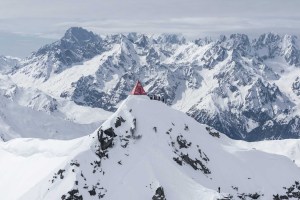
[16,27,103,81]
[11,27,300,141]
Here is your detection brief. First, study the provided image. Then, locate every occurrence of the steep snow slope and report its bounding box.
[0,137,92,200]
[0,94,99,141]
[237,139,300,167]
[2,96,299,200]
[0,74,112,141]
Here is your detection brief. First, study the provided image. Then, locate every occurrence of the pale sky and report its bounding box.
[0,0,299,58]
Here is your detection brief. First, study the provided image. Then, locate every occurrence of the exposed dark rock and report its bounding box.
[61,189,83,200]
[97,128,117,151]
[198,149,210,162]
[217,194,234,200]
[103,127,117,137]
[80,171,87,181]
[121,142,129,148]
[57,169,66,179]
[181,154,211,174]
[115,116,126,128]
[273,181,300,199]
[71,76,117,112]
[176,135,191,149]
[237,192,261,199]
[152,186,166,200]
[173,157,182,165]
[88,186,96,196]
[120,137,129,148]
[232,186,238,191]
[98,193,105,199]
[184,124,189,131]
[206,127,220,138]
[70,160,80,167]
[95,147,108,159]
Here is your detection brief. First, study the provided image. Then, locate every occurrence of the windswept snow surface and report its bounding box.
[0,137,93,200]
[0,89,108,141]
[0,74,112,141]
[1,96,300,200]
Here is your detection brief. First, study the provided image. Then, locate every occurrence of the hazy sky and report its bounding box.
[0,0,300,58]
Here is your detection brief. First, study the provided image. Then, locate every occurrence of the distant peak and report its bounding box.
[155,33,186,44]
[65,27,89,34]
[63,27,99,42]
[282,34,297,43]
[256,32,281,43]
[229,33,249,42]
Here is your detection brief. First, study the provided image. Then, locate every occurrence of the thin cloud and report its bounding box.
[0,0,300,57]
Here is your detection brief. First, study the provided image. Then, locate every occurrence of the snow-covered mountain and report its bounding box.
[9,27,300,141]
[1,95,299,200]
[0,86,110,141]
[0,45,114,141]
[0,73,111,141]
[17,27,103,80]
[0,55,20,74]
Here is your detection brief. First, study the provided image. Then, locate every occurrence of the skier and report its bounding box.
[218,187,220,193]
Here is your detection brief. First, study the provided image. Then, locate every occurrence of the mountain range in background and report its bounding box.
[1,27,300,141]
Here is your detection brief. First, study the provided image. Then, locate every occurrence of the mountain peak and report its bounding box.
[155,33,186,44]
[25,27,104,76]
[14,94,300,200]
[63,27,100,43]
[227,33,251,53]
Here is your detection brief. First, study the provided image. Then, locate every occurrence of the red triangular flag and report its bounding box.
[131,80,147,95]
